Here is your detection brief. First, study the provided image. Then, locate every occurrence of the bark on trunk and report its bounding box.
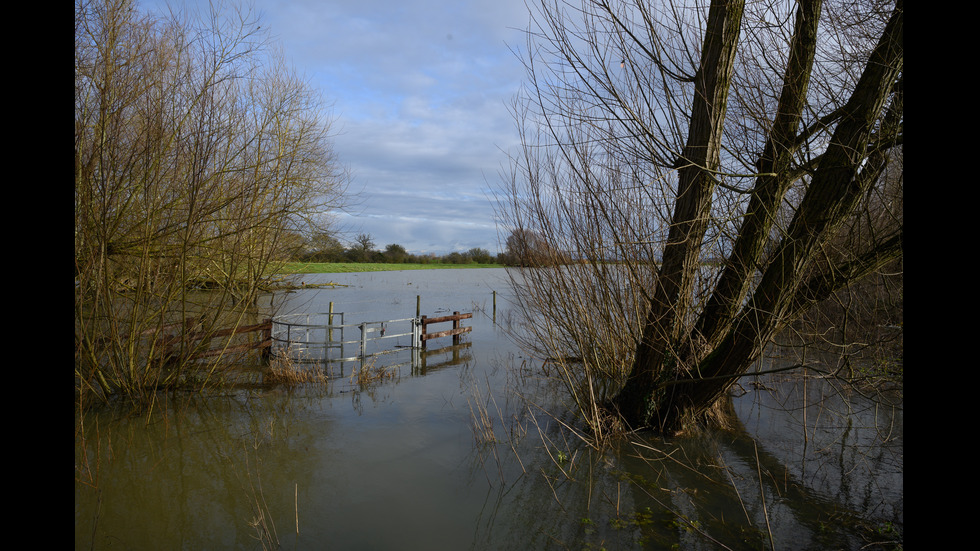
[695,0,823,351]
[613,0,745,429]
[613,0,903,433]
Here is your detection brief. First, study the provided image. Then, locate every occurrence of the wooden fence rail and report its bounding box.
[418,311,472,349]
[187,319,273,359]
[159,317,273,361]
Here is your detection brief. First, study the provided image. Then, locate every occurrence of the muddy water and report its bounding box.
[75,268,902,550]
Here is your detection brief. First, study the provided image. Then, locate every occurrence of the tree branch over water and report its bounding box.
[497,0,903,435]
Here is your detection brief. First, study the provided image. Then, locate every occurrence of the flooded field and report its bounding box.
[75,268,902,550]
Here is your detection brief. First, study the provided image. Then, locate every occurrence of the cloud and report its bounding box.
[145,0,531,254]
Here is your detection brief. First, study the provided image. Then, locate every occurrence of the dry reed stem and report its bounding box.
[265,355,330,386]
[349,359,395,386]
[243,450,280,550]
[466,374,499,445]
[755,441,776,550]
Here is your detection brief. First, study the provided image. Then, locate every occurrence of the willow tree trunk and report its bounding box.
[502,0,903,437]
[612,0,746,430]
[612,0,904,433]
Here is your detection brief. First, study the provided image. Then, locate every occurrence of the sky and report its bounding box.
[144,0,534,255]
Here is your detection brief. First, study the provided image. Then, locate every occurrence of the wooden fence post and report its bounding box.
[262,318,272,360]
[452,311,461,345]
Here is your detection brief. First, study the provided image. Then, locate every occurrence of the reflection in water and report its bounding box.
[75,269,902,550]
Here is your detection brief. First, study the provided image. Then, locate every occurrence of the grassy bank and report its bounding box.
[275,262,504,274]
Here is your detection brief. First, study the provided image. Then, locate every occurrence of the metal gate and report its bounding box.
[271,312,418,364]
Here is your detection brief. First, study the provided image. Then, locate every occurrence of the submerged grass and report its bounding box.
[264,355,330,386]
[349,359,396,386]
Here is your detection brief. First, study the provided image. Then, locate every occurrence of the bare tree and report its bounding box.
[499,0,902,436]
[74,0,347,406]
[347,233,377,262]
[502,228,560,266]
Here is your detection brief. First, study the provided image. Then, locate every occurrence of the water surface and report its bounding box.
[75,268,902,549]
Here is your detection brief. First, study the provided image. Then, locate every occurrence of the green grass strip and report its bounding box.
[275,262,504,274]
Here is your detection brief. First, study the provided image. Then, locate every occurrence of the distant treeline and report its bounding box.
[294,232,514,265]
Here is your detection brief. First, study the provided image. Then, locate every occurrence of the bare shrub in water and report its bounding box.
[74,0,347,407]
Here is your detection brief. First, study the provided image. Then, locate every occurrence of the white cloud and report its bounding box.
[143,0,530,254]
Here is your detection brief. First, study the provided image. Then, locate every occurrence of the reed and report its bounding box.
[264,355,329,386]
[466,378,500,445]
[349,360,396,386]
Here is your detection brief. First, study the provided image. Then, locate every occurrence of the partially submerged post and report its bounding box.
[452,311,461,346]
[417,312,473,349]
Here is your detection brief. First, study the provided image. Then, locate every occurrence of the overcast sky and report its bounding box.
[145,0,533,255]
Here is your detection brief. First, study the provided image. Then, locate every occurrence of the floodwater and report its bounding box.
[74,268,902,550]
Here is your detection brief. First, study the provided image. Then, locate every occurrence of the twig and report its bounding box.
[755,441,775,550]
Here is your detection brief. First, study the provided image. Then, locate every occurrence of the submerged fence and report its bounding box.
[136,290,497,367]
[144,316,273,363]
[119,306,474,370]
[270,310,472,365]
